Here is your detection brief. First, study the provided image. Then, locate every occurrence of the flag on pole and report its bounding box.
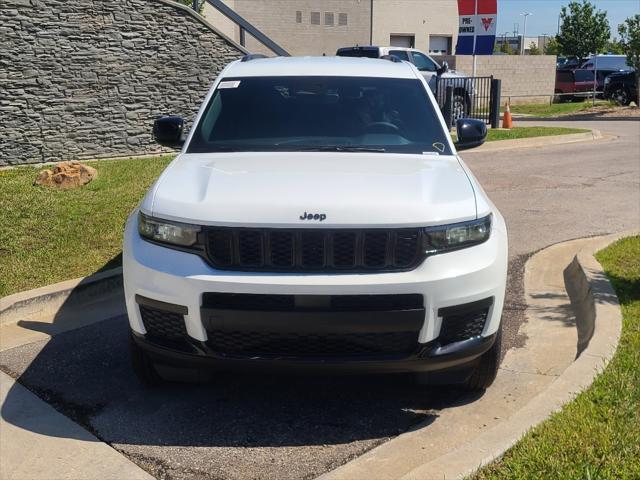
[455,0,497,55]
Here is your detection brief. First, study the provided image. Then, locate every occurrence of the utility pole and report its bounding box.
[520,12,532,55]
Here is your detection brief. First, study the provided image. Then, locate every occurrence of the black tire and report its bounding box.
[611,87,631,106]
[554,90,569,103]
[464,327,502,391]
[130,336,163,386]
[452,91,470,121]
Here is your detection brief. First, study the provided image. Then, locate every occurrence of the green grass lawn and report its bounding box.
[486,126,589,142]
[452,126,589,143]
[507,101,609,118]
[0,156,174,297]
[474,235,640,480]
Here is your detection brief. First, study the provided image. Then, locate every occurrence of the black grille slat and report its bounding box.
[394,230,420,267]
[206,330,418,358]
[363,231,388,268]
[300,231,325,267]
[238,230,263,266]
[204,227,424,272]
[269,231,294,267]
[332,231,357,268]
[208,230,234,266]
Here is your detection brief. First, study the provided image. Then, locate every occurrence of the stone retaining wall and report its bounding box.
[0,0,245,166]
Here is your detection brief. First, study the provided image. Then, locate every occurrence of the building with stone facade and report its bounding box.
[203,0,459,56]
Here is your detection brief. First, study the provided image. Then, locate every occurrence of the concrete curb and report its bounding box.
[322,231,633,480]
[465,129,604,153]
[0,268,123,327]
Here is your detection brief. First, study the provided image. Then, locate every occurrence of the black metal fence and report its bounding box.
[435,76,501,129]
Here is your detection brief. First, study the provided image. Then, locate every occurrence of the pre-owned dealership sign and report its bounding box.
[455,0,497,55]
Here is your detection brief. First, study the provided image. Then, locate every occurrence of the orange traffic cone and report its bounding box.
[502,101,513,129]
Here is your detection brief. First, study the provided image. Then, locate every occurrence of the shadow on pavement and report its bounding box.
[0,255,484,450]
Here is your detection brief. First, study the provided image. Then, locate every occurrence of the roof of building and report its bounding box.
[224,55,418,79]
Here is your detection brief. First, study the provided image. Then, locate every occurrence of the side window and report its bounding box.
[411,52,438,72]
[389,50,410,62]
[574,70,594,82]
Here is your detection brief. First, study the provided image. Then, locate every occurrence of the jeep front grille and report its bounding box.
[204,227,424,272]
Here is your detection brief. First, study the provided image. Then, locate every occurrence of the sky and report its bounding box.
[497,0,640,38]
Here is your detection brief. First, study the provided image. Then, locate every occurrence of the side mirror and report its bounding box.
[437,61,449,76]
[153,116,185,148]
[455,118,487,151]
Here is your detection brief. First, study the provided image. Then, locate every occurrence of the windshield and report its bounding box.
[187,76,451,155]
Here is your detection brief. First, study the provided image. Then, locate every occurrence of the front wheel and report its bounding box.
[611,87,631,106]
[464,327,502,391]
[452,91,470,121]
[130,336,163,386]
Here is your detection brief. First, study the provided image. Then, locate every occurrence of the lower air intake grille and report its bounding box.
[206,330,418,358]
[139,305,187,343]
[438,298,493,345]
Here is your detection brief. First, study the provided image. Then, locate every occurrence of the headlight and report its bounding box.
[138,211,200,247]
[423,214,492,254]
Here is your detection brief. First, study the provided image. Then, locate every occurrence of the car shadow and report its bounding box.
[0,255,485,449]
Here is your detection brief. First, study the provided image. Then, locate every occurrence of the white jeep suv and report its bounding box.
[123,55,508,390]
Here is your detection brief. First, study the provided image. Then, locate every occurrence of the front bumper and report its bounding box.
[123,211,508,373]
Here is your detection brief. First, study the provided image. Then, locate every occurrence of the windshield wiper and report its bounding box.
[300,146,386,153]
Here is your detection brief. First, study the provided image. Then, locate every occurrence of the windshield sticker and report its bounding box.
[432,142,445,153]
[218,80,241,89]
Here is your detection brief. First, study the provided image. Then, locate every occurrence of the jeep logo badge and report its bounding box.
[300,212,326,221]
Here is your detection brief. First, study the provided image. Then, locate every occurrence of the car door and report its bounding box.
[573,69,595,95]
[409,51,440,92]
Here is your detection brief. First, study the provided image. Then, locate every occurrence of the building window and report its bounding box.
[296,11,302,23]
[390,35,415,48]
[310,12,320,25]
[325,12,334,26]
[429,35,452,55]
[338,13,348,26]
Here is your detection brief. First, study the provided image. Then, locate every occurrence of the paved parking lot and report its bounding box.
[1,119,638,480]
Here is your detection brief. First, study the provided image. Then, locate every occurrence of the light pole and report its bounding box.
[520,12,532,55]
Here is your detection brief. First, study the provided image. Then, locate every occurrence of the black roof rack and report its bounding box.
[241,53,269,62]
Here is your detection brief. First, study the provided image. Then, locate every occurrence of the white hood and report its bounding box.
[146,152,477,228]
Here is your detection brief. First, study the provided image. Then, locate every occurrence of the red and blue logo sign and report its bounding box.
[455,0,497,55]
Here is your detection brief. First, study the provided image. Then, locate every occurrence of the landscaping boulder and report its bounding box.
[34,161,97,189]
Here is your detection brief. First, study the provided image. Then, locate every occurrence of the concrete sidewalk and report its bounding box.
[0,371,152,480]
[322,231,631,480]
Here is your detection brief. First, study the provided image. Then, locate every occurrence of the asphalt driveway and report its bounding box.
[1,119,638,480]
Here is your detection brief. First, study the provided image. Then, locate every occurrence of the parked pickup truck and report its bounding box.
[603,70,638,106]
[336,46,474,120]
[124,55,508,392]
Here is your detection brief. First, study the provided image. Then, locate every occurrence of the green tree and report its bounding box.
[544,36,562,55]
[606,39,625,54]
[618,14,640,106]
[500,40,515,55]
[557,0,610,59]
[528,42,541,55]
